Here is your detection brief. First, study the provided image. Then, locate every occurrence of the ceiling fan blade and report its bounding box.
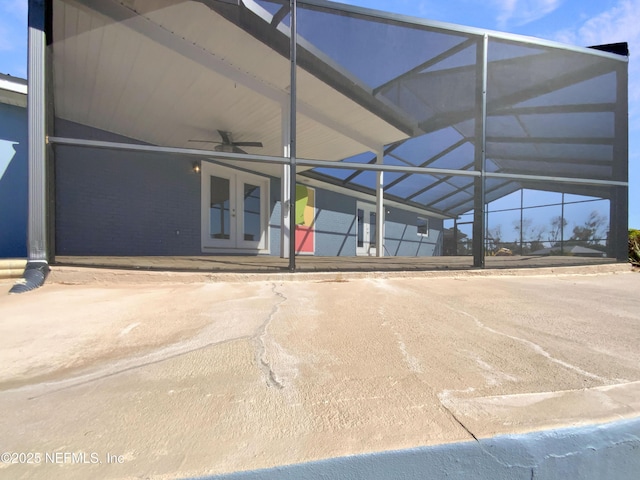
[188,139,222,143]
[232,146,247,154]
[232,142,263,148]
[217,130,232,144]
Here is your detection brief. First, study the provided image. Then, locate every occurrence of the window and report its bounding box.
[417,217,429,237]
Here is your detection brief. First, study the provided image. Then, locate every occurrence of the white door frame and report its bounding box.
[356,201,377,256]
[201,162,270,253]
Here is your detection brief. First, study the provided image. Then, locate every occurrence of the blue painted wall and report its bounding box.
[385,206,442,256]
[313,188,357,256]
[0,102,28,258]
[307,186,443,257]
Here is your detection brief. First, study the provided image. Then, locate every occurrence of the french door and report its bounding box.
[201,163,269,252]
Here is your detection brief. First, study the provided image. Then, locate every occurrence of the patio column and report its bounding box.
[375,148,385,257]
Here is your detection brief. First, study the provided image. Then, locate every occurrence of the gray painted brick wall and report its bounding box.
[54,120,443,258]
[55,144,202,255]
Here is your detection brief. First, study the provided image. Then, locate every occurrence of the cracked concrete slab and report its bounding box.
[0,268,638,479]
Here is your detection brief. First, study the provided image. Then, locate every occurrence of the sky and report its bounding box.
[0,0,637,227]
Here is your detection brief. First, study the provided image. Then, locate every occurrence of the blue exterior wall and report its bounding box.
[313,188,358,256]
[54,120,442,257]
[306,185,444,257]
[385,206,443,256]
[0,102,28,258]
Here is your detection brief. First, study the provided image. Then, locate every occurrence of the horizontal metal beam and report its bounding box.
[297,157,482,177]
[488,154,612,167]
[297,156,626,187]
[485,171,627,187]
[486,136,614,145]
[48,137,290,165]
[491,103,616,116]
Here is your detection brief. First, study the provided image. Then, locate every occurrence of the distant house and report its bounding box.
[0,73,27,258]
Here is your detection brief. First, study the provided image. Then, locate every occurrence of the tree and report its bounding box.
[549,215,567,245]
[570,211,607,246]
[487,225,502,252]
[514,218,546,254]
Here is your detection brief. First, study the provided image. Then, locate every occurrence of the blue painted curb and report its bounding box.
[188,417,640,480]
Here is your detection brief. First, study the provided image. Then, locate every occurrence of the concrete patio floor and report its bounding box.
[0,264,638,479]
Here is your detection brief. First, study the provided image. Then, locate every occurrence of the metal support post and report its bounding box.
[288,0,297,271]
[472,34,488,268]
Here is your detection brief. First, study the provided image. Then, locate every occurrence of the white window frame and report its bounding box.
[417,216,429,237]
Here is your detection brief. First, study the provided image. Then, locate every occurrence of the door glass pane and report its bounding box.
[370,212,377,247]
[210,176,230,239]
[357,208,364,247]
[243,183,261,242]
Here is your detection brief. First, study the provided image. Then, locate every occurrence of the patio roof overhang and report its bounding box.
[52,0,411,162]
